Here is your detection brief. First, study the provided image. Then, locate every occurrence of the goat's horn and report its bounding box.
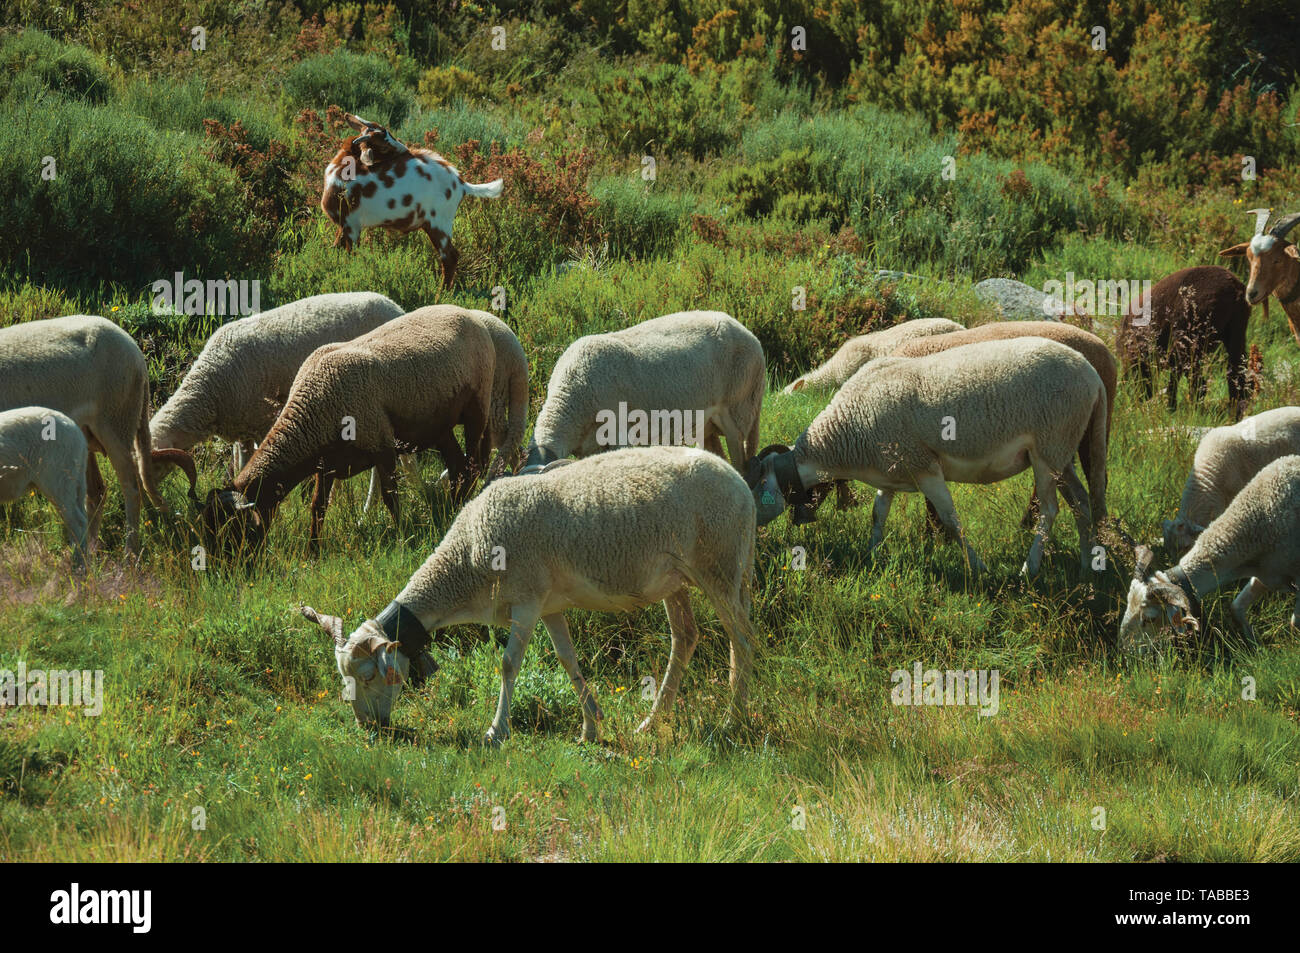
[1269,212,1300,240]
[151,449,199,504]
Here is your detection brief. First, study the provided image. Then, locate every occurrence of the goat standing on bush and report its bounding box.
[320,114,502,287]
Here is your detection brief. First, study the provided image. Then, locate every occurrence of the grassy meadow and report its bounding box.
[2,3,1299,861]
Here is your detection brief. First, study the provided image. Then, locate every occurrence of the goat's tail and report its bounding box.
[462,178,504,199]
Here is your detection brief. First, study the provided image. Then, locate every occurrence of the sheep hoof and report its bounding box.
[482,725,508,747]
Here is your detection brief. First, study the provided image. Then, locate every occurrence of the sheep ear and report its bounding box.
[300,606,346,648]
[1218,243,1250,258]
[788,378,806,393]
[1133,545,1155,579]
[354,633,397,659]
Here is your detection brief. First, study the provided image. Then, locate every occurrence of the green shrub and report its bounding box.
[591,177,691,259]
[282,50,413,125]
[581,62,735,158]
[121,78,284,154]
[0,29,112,104]
[0,97,264,290]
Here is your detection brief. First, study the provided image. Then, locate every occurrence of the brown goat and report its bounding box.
[1219,211,1300,347]
[1115,266,1251,420]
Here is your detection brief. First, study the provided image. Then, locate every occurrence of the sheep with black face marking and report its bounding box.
[749,338,1108,577]
[149,292,404,482]
[1163,407,1300,557]
[1123,454,1300,652]
[526,311,764,472]
[300,446,757,743]
[0,315,192,554]
[199,306,498,551]
[781,318,963,394]
[0,407,89,567]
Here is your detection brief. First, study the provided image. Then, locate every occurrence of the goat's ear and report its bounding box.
[1218,242,1250,258]
[1285,244,1300,261]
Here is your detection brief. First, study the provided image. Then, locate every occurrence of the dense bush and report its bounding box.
[581,62,736,158]
[283,50,413,125]
[0,28,111,103]
[0,97,264,289]
[591,177,692,259]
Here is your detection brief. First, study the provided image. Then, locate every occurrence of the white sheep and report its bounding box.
[0,315,187,554]
[149,292,404,480]
[361,306,528,511]
[526,311,764,471]
[1122,454,1300,651]
[0,407,89,567]
[1163,407,1300,556]
[749,337,1109,577]
[781,318,963,394]
[299,446,757,743]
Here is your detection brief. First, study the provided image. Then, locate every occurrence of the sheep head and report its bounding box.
[1118,547,1200,655]
[1219,211,1300,307]
[200,487,266,553]
[744,444,830,525]
[301,606,408,729]
[1160,516,1204,559]
[149,449,199,506]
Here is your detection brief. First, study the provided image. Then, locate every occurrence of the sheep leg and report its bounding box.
[638,589,701,733]
[95,430,144,556]
[915,473,987,574]
[434,430,471,502]
[1291,588,1299,631]
[1055,463,1094,573]
[714,409,747,470]
[1230,578,1265,645]
[486,606,539,746]
[868,490,894,555]
[706,577,756,726]
[50,479,89,572]
[84,451,105,552]
[542,613,602,742]
[1021,459,1061,577]
[308,473,335,551]
[703,423,725,458]
[375,463,400,525]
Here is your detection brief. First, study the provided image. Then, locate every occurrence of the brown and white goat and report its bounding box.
[320,114,503,287]
[1219,211,1300,347]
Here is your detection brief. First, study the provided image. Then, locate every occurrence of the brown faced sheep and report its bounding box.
[198,306,498,552]
[1115,266,1251,420]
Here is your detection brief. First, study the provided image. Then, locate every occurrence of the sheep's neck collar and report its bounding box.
[375,601,437,686]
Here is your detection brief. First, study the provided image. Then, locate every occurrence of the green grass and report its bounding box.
[2,311,1298,861]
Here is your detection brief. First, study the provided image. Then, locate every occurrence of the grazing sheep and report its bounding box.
[0,315,190,554]
[526,311,765,472]
[1219,211,1300,346]
[0,407,89,567]
[747,338,1108,577]
[782,318,963,394]
[1162,407,1300,556]
[199,306,498,551]
[321,114,503,287]
[299,446,757,742]
[973,278,1072,321]
[149,292,404,481]
[362,306,528,512]
[1122,455,1300,652]
[889,320,1117,527]
[1115,266,1251,419]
